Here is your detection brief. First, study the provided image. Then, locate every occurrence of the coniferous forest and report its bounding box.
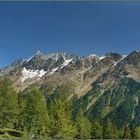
[0,77,140,139]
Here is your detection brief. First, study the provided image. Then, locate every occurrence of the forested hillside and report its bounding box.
[0,77,140,139]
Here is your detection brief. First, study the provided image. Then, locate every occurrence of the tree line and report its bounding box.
[0,77,140,139]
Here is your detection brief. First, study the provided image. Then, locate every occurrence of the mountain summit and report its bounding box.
[1,50,140,127]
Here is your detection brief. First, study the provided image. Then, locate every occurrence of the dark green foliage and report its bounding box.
[0,128,23,137]
[72,87,101,119]
[109,97,136,128]
[109,86,126,107]
[74,78,140,129]
[89,92,111,118]
[75,109,92,139]
[0,77,140,139]
[7,129,23,137]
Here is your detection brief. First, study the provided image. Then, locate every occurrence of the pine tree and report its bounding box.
[48,99,76,138]
[122,124,132,139]
[103,118,118,139]
[23,88,49,137]
[91,119,103,139]
[0,77,19,129]
[75,109,92,139]
[134,126,140,139]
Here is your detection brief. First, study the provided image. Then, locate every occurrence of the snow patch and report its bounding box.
[113,55,127,67]
[60,58,73,69]
[135,96,139,106]
[47,53,59,62]
[88,54,98,58]
[21,67,47,82]
[99,56,106,60]
[26,50,41,62]
[38,69,47,77]
[122,55,127,58]
[50,67,59,74]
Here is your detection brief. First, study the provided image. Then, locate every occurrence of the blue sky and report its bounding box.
[0,2,140,68]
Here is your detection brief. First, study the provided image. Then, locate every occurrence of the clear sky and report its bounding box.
[0,1,140,68]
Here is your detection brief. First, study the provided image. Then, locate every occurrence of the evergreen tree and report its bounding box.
[103,118,118,139]
[134,126,140,139]
[48,99,76,138]
[75,109,92,139]
[130,124,137,139]
[0,77,19,129]
[122,124,132,139]
[23,88,49,137]
[91,119,103,139]
[16,92,26,131]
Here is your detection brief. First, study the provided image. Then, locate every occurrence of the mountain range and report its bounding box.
[1,50,140,127]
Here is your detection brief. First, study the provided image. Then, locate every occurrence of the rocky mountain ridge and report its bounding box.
[1,50,140,127]
[0,51,125,91]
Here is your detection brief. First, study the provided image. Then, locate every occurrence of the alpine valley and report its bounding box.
[1,50,140,139]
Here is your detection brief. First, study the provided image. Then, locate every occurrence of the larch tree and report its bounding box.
[48,99,76,139]
[23,88,49,137]
[75,109,92,139]
[0,77,19,129]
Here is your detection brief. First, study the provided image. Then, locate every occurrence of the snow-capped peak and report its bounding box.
[135,50,140,53]
[35,50,41,55]
[88,54,98,58]
[25,50,42,62]
[122,55,127,58]
[98,56,106,60]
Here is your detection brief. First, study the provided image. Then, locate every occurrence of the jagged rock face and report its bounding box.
[1,50,140,127]
[0,51,132,93]
[1,50,139,92]
[125,51,140,66]
[22,52,72,71]
[105,52,122,61]
[0,58,23,75]
[92,51,140,90]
